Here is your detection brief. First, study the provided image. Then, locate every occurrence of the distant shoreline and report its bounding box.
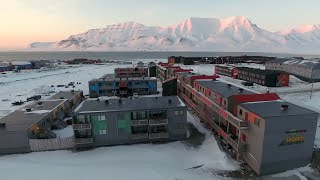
[0,51,319,61]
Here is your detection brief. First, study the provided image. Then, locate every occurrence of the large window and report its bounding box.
[77,115,90,123]
[132,111,147,120]
[174,110,184,116]
[254,117,260,127]
[149,111,166,119]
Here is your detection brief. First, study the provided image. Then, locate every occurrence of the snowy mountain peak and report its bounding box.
[28,16,320,54]
[279,24,320,35]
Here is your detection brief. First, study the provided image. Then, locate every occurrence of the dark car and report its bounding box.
[12,101,24,106]
[27,95,41,101]
[241,81,254,86]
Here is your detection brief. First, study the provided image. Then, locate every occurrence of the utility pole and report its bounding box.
[310,67,314,99]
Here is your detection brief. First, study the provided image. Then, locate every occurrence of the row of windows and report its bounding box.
[96,81,152,87]
[239,75,265,85]
[174,110,184,116]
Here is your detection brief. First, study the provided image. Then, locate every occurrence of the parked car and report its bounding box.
[241,81,254,86]
[133,93,138,98]
[12,101,24,106]
[27,95,41,101]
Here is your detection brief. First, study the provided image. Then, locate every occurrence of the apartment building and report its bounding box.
[114,67,148,78]
[0,90,84,154]
[266,58,320,82]
[89,74,157,98]
[157,63,318,175]
[72,96,187,148]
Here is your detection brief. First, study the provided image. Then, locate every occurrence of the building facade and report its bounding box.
[215,65,290,87]
[73,96,188,148]
[266,58,320,82]
[114,67,148,78]
[89,74,157,98]
[157,63,318,175]
[0,90,84,154]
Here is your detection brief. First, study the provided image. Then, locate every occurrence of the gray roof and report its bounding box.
[75,96,186,114]
[0,99,66,131]
[240,101,317,118]
[90,74,156,82]
[196,80,256,98]
[49,90,82,101]
[267,58,320,69]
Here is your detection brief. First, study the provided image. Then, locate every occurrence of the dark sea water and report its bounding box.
[0,51,318,61]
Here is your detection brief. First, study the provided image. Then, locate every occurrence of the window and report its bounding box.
[239,109,243,116]
[99,129,107,135]
[98,115,106,121]
[175,110,184,116]
[177,123,184,129]
[254,117,260,127]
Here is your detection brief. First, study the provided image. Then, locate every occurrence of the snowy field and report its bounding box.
[0,60,319,179]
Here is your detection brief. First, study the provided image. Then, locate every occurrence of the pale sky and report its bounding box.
[1,0,319,49]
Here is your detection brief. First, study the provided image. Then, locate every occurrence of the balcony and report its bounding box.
[131,119,148,126]
[75,137,93,145]
[149,119,168,125]
[119,90,128,94]
[73,123,92,130]
[131,133,148,139]
[149,132,169,139]
[226,136,247,152]
[227,115,249,129]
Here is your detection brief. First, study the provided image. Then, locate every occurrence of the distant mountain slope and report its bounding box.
[28,17,320,54]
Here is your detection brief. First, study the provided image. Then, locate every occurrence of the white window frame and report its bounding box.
[98,115,106,121]
[99,129,107,135]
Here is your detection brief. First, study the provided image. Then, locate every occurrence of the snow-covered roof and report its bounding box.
[11,61,32,65]
[267,58,320,69]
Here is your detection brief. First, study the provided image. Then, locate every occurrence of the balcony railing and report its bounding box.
[120,90,127,94]
[149,132,169,139]
[75,137,93,145]
[181,83,248,129]
[131,133,149,139]
[131,119,148,126]
[73,123,92,130]
[227,113,249,128]
[149,119,168,125]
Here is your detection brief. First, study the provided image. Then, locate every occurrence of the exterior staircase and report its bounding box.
[44,129,57,139]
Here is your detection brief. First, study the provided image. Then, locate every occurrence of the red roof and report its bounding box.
[233,93,280,104]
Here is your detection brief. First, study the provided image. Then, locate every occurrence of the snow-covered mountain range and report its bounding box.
[28,16,320,54]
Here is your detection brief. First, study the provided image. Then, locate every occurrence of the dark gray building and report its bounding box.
[239,101,318,175]
[0,99,67,154]
[73,96,187,148]
[49,90,84,116]
[0,90,84,154]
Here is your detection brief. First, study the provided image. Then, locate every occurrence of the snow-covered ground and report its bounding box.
[53,125,74,138]
[0,111,239,180]
[0,60,319,179]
